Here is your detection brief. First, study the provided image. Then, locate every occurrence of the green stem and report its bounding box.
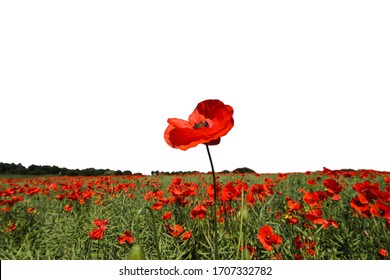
[206,144,219,260]
[132,206,162,260]
[237,189,245,260]
[97,239,101,260]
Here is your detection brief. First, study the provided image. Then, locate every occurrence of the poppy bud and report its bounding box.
[241,207,249,222]
[242,248,251,260]
[127,243,145,260]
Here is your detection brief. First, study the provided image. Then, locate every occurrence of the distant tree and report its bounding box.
[233,167,256,173]
[14,163,27,175]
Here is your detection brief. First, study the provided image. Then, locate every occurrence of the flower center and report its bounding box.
[194,121,209,129]
[266,235,271,240]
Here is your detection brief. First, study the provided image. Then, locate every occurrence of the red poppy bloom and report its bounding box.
[352,181,382,202]
[180,231,192,241]
[286,216,299,225]
[378,248,387,257]
[307,179,316,185]
[118,230,134,245]
[4,222,16,233]
[63,204,72,212]
[294,235,305,250]
[303,191,328,207]
[161,211,173,220]
[93,219,108,230]
[171,178,182,185]
[286,197,303,213]
[323,179,343,200]
[256,225,282,251]
[166,224,184,238]
[164,99,234,150]
[294,235,316,256]
[0,206,10,213]
[89,228,104,240]
[190,204,207,220]
[206,184,220,201]
[152,199,169,210]
[304,209,328,225]
[350,194,371,218]
[245,191,256,205]
[220,182,238,202]
[370,201,390,219]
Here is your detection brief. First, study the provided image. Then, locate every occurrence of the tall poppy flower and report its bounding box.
[256,225,283,251]
[164,99,234,260]
[164,99,234,150]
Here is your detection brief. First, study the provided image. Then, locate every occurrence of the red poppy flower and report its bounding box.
[370,201,390,219]
[286,216,299,225]
[352,181,381,202]
[350,194,371,218]
[220,182,238,202]
[245,192,256,205]
[181,231,192,241]
[166,224,184,238]
[303,192,322,208]
[206,184,220,201]
[323,179,343,200]
[89,228,104,240]
[171,178,182,185]
[294,235,316,256]
[378,248,387,257]
[307,179,316,185]
[304,209,328,225]
[0,206,10,213]
[152,199,168,210]
[4,222,16,233]
[164,99,234,150]
[190,204,207,220]
[161,211,173,221]
[256,225,282,251]
[118,230,134,245]
[93,219,108,230]
[63,204,72,212]
[286,197,303,212]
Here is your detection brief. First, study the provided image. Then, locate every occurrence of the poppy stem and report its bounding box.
[205,144,219,260]
[132,206,162,260]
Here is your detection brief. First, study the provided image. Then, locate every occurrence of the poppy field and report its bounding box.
[1,168,389,260]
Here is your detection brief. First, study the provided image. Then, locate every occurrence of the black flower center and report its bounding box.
[194,121,209,129]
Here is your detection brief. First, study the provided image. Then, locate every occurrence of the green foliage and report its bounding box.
[0,169,389,260]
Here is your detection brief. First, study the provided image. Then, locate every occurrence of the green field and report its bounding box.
[1,168,389,260]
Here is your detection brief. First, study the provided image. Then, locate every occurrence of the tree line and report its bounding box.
[0,162,132,176]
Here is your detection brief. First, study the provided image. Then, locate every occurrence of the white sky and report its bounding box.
[1,1,389,175]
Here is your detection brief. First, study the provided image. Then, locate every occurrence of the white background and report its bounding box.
[1,1,389,175]
[1,260,387,280]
